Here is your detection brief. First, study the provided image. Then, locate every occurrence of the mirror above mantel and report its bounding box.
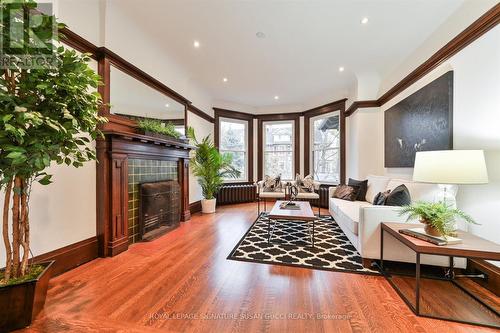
[109,65,186,136]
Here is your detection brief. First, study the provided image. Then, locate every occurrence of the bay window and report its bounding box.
[311,112,340,184]
[219,118,248,181]
[263,121,294,180]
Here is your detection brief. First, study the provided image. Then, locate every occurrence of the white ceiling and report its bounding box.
[111,0,465,108]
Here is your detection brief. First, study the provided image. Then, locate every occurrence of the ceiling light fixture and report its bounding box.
[339,66,345,72]
[193,40,200,48]
[361,17,369,24]
[274,95,279,100]
[256,31,266,39]
[223,77,228,82]
[165,103,170,108]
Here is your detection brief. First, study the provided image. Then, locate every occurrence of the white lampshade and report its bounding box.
[413,150,488,184]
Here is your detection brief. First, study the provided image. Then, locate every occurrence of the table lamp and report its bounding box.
[413,150,489,229]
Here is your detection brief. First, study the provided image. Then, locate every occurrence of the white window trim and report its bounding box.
[219,117,249,183]
[310,111,340,185]
[263,120,295,181]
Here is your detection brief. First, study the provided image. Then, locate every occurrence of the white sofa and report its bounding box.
[329,175,465,268]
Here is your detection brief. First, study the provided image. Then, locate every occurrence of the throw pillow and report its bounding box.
[385,184,411,206]
[295,174,315,192]
[348,178,368,201]
[263,174,282,192]
[333,185,360,201]
[373,190,391,205]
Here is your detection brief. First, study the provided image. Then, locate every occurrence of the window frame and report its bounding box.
[309,111,341,185]
[262,120,296,181]
[218,116,249,183]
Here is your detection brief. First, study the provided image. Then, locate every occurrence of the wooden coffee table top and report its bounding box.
[382,222,500,261]
[268,201,316,221]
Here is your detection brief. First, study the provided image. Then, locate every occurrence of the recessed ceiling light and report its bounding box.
[223,77,228,82]
[256,31,266,39]
[193,40,200,48]
[361,17,369,24]
[165,103,170,108]
[274,95,279,100]
[339,66,345,72]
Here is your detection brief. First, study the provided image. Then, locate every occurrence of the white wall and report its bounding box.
[358,26,500,246]
[0,162,97,265]
[187,112,214,203]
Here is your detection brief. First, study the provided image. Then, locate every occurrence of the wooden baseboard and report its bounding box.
[33,237,98,277]
[467,259,500,296]
[189,200,202,214]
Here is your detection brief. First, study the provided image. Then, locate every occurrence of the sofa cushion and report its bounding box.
[365,175,391,203]
[348,178,368,201]
[385,184,411,206]
[373,190,391,205]
[333,184,359,201]
[330,198,372,235]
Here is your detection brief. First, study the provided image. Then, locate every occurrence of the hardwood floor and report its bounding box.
[18,203,497,332]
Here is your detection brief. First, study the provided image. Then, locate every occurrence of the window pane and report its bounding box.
[221,151,246,181]
[264,151,293,180]
[264,122,294,179]
[312,115,340,183]
[265,123,292,145]
[219,119,247,181]
[220,120,246,151]
[313,149,339,183]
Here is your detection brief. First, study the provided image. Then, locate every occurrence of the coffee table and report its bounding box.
[267,201,317,247]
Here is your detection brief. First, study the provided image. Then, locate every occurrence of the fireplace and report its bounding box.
[96,130,193,257]
[139,180,180,241]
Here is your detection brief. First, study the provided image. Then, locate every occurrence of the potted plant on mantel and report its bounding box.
[136,118,187,142]
[0,2,106,331]
[399,201,478,237]
[187,127,240,213]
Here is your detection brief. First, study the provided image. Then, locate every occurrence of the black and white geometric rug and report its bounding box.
[228,213,380,275]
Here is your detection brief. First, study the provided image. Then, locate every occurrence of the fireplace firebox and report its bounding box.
[139,181,180,241]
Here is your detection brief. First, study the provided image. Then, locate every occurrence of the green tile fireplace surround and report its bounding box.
[127,159,178,243]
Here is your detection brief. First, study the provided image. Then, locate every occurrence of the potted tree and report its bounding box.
[187,127,240,213]
[0,2,105,331]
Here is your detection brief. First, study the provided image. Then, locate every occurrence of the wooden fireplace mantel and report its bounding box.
[96,130,194,257]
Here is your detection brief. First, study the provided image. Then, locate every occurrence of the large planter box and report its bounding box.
[0,261,54,332]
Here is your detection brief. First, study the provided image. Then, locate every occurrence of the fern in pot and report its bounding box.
[187,127,240,213]
[399,201,478,237]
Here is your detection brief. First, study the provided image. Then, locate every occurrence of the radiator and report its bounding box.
[216,184,257,205]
